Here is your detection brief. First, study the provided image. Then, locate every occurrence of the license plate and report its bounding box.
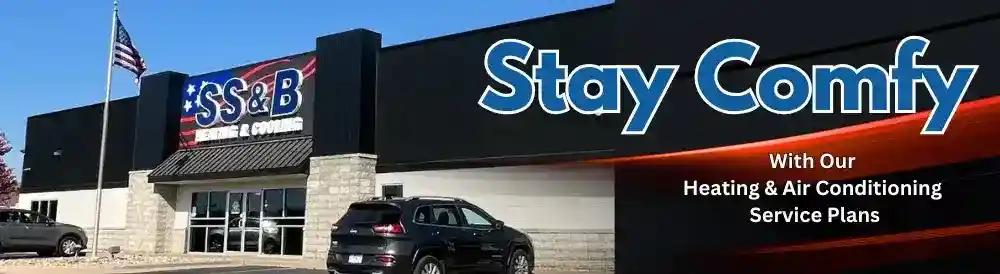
[348,254,363,264]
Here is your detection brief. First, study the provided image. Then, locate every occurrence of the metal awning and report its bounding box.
[148,137,312,182]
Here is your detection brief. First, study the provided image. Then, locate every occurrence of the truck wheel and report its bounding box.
[413,255,445,274]
[55,236,81,257]
[507,249,531,274]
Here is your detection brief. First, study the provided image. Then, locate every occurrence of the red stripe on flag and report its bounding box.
[180,116,195,123]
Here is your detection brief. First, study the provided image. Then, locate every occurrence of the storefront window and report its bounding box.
[207,227,225,252]
[283,227,303,255]
[262,226,282,255]
[245,230,260,252]
[261,188,306,255]
[189,191,226,253]
[208,191,227,218]
[189,227,206,252]
[189,188,305,256]
[263,189,284,217]
[285,188,305,217]
[192,192,208,218]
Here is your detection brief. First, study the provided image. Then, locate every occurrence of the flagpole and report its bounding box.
[93,0,119,257]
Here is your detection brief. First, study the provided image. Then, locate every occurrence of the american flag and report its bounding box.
[113,14,146,82]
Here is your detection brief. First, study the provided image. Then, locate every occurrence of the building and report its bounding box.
[18,5,618,271]
[17,1,1000,273]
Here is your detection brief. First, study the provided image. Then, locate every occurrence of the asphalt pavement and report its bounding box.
[134,265,602,274]
[138,266,323,274]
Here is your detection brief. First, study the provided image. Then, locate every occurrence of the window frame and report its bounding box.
[412,204,464,228]
[189,192,226,222]
[381,184,403,199]
[458,206,494,229]
[259,188,306,256]
[187,191,227,254]
[207,191,228,218]
[413,205,433,225]
[262,188,286,218]
[30,200,58,221]
[283,188,306,218]
[187,188,306,256]
[19,211,45,224]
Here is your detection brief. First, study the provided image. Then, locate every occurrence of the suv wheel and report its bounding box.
[508,249,531,274]
[413,255,445,274]
[55,236,80,257]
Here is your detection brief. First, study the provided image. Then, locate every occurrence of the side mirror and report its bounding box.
[493,220,505,230]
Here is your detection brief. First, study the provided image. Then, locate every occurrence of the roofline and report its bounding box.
[27,96,138,120]
[380,4,614,51]
[24,4,613,122]
[185,50,314,79]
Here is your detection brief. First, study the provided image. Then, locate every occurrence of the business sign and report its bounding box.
[179,52,315,148]
[479,37,978,135]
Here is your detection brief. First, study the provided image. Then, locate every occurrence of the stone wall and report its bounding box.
[124,170,178,254]
[302,154,378,262]
[84,227,128,252]
[528,230,615,272]
[168,228,186,254]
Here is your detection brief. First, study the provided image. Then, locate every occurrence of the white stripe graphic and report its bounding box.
[114,42,133,54]
[114,51,135,62]
[115,59,140,72]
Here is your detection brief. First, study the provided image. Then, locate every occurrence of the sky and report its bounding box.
[0,0,612,177]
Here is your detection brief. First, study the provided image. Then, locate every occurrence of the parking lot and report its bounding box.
[137,266,606,274]
[139,266,320,274]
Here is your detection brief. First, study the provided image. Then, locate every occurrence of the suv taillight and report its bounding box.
[372,222,405,234]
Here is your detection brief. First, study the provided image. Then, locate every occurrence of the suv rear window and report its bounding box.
[337,204,401,225]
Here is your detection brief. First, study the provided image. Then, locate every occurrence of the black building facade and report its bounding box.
[17,0,1000,272]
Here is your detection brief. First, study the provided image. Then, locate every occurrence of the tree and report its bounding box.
[0,132,19,207]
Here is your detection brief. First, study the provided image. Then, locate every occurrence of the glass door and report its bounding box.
[226,191,262,253]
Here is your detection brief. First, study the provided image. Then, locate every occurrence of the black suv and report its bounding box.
[0,208,88,256]
[328,196,534,274]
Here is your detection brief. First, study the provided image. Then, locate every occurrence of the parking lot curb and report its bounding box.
[106,262,247,274]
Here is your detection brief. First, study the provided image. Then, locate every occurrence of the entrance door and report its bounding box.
[227,191,262,253]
